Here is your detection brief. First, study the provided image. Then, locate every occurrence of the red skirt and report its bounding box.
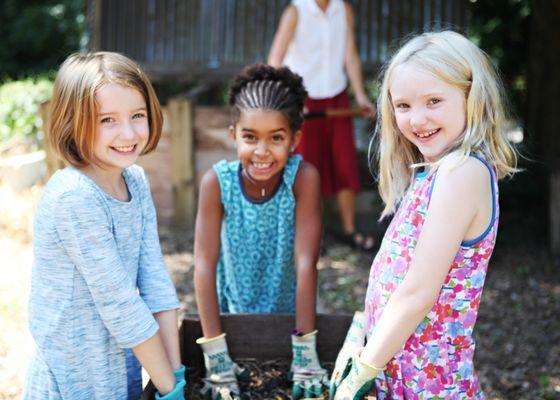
[296,90,360,196]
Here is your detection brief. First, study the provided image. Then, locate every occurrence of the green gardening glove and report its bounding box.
[331,349,383,400]
[329,311,366,396]
[155,379,186,400]
[197,333,246,400]
[290,330,329,399]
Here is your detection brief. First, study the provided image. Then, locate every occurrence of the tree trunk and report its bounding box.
[527,0,560,259]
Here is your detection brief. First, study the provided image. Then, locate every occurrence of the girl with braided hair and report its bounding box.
[193,63,328,400]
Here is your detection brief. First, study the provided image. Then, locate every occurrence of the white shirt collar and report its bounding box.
[307,0,341,17]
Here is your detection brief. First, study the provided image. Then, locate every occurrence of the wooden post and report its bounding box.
[528,0,560,261]
[39,101,65,178]
[87,0,103,51]
[168,98,196,227]
[550,164,560,261]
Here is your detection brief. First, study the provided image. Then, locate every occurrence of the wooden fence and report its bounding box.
[87,0,469,80]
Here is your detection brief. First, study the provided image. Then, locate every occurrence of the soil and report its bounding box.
[1,183,559,399]
[181,360,333,400]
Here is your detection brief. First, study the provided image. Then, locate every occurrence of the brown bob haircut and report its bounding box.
[50,51,163,167]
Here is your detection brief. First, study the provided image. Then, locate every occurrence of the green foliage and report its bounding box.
[0,77,54,150]
[0,0,86,82]
[468,0,531,118]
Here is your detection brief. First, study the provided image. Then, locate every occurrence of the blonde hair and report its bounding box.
[50,51,163,167]
[374,31,518,217]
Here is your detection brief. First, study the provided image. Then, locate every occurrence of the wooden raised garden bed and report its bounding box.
[141,314,353,399]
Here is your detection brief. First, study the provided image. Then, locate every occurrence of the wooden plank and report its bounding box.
[92,0,468,81]
[550,165,560,258]
[181,313,353,368]
[87,0,102,51]
[168,98,196,226]
[165,0,176,64]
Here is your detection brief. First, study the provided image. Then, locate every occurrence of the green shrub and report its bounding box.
[0,0,85,81]
[0,77,54,152]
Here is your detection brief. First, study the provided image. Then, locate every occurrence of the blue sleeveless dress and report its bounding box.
[214,155,302,313]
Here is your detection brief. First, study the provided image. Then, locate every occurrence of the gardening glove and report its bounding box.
[290,330,329,399]
[174,365,187,384]
[331,349,384,400]
[155,379,186,400]
[329,311,367,396]
[197,333,246,400]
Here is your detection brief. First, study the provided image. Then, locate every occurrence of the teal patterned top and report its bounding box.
[214,155,302,313]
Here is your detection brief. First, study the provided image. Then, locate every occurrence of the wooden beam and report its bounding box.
[180,313,353,371]
[550,165,560,259]
[528,0,560,259]
[168,98,196,227]
[87,0,103,51]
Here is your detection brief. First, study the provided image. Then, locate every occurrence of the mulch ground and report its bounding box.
[1,183,558,399]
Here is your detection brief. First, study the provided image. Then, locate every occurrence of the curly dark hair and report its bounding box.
[229,63,308,132]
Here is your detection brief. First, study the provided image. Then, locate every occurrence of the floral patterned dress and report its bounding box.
[365,156,498,399]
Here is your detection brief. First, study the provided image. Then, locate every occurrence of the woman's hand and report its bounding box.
[356,95,376,118]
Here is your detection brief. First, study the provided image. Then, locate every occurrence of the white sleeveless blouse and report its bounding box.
[284,0,348,99]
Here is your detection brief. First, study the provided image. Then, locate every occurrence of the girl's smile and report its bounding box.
[232,109,301,197]
[413,128,440,140]
[111,144,137,154]
[390,65,466,162]
[93,83,149,171]
[248,160,275,176]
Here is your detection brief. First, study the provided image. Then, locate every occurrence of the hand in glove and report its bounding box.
[329,311,367,396]
[331,349,384,400]
[173,365,187,384]
[197,333,246,400]
[290,330,329,399]
[155,379,186,400]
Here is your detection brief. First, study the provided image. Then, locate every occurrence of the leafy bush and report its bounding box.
[0,77,54,153]
[0,0,85,81]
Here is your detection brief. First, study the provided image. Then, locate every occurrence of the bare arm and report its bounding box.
[361,159,491,367]
[194,169,224,339]
[133,332,175,395]
[154,309,182,370]
[293,161,322,333]
[268,5,298,67]
[344,3,375,117]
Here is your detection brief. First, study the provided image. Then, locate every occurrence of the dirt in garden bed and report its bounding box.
[183,360,334,400]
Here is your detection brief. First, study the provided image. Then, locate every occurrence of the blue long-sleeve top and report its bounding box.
[24,165,179,400]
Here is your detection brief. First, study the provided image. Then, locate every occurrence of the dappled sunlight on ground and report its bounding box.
[0,183,42,400]
[1,182,559,399]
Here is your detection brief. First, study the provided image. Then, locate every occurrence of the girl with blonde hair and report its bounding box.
[330,31,517,399]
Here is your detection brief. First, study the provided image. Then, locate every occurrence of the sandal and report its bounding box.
[358,232,376,252]
[352,231,376,252]
[337,231,376,252]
